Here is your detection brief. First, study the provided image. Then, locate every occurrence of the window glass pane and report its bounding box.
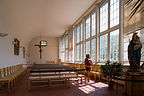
[65,36,68,48]
[41,40,47,46]
[62,38,65,50]
[77,45,80,61]
[69,51,71,62]
[74,46,77,61]
[100,1,108,32]
[92,12,96,36]
[100,34,108,61]
[81,23,83,41]
[86,16,90,39]
[84,42,86,59]
[81,44,83,61]
[65,50,68,61]
[77,26,80,43]
[61,53,65,62]
[91,39,96,61]
[86,41,90,55]
[110,29,119,60]
[110,0,119,28]
[69,50,73,62]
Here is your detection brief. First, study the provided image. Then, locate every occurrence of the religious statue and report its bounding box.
[14,38,20,55]
[128,33,142,70]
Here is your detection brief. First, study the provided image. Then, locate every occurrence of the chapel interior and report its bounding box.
[0,0,144,96]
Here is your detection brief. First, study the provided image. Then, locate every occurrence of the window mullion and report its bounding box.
[95,10,98,63]
[108,0,110,61]
[82,18,85,62]
[90,15,92,57]
[108,0,110,29]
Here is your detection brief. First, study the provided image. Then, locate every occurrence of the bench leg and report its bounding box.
[84,76,86,86]
[28,80,31,89]
[8,81,11,90]
[49,80,51,88]
[67,78,69,88]
[11,80,13,89]
[81,77,82,84]
[14,78,16,86]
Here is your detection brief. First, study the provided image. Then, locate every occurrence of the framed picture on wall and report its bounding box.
[14,38,20,55]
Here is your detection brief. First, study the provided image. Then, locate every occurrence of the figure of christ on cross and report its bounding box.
[35,41,43,59]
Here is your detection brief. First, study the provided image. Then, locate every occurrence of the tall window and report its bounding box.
[59,0,121,63]
[99,0,120,62]
[81,44,83,61]
[65,35,69,62]
[65,36,68,48]
[100,1,108,32]
[100,34,108,61]
[61,52,65,62]
[86,16,90,39]
[69,51,73,62]
[59,38,65,62]
[91,39,96,61]
[65,50,68,61]
[92,12,96,36]
[77,26,80,43]
[110,0,119,28]
[110,29,119,60]
[77,45,80,61]
[81,23,83,41]
[86,41,90,54]
[75,22,83,62]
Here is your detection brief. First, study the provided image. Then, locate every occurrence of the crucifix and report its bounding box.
[35,41,47,59]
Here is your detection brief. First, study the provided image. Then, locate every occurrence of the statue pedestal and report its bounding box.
[125,73,144,96]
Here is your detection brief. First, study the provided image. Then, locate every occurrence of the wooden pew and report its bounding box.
[29,72,86,89]
[28,64,86,89]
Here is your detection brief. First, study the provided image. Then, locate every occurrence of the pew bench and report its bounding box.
[28,73,86,89]
[30,72,76,76]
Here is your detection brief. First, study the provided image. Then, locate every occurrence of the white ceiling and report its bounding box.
[0,0,97,44]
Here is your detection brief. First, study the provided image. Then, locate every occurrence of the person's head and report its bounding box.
[86,54,90,58]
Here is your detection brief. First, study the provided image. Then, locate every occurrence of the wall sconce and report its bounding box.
[0,33,8,37]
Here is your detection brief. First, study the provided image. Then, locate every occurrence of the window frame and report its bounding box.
[98,0,120,62]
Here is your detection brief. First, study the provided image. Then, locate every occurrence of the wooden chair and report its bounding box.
[90,65,102,80]
[0,64,27,90]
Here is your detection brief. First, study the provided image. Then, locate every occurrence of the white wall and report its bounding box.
[0,32,27,68]
[28,37,59,64]
[0,0,27,68]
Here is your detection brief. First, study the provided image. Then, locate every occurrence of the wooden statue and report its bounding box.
[128,33,142,70]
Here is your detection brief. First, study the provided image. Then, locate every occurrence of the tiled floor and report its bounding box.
[0,71,126,96]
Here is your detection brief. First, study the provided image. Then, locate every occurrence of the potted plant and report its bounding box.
[101,60,123,88]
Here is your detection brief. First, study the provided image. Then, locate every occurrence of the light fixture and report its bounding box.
[0,33,8,37]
